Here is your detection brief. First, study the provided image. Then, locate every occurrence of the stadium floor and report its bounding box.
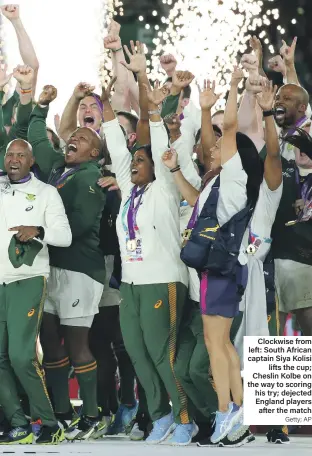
[0,435,311,455]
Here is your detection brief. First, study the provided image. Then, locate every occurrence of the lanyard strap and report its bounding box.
[126,185,146,240]
[55,166,79,187]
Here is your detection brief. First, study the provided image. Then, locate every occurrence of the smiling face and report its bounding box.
[5,140,34,181]
[130,148,154,186]
[66,127,101,165]
[78,95,102,131]
[209,138,222,171]
[274,85,308,128]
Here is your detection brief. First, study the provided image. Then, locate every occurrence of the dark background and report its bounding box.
[110,0,312,93]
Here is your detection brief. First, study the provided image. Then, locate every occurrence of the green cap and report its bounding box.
[8,235,43,268]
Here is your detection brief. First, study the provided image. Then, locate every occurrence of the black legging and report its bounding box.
[89,306,136,415]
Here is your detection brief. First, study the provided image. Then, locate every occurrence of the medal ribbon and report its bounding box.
[127,185,146,240]
[284,116,309,137]
[295,168,312,222]
[10,173,31,184]
[55,166,79,187]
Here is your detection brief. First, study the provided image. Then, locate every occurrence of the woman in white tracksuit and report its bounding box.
[101,79,200,446]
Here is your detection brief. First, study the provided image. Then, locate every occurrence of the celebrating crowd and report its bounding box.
[0,3,311,448]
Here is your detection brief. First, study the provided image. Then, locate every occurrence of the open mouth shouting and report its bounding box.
[83,115,95,127]
[131,167,138,176]
[66,143,78,158]
[274,106,286,124]
[9,165,20,174]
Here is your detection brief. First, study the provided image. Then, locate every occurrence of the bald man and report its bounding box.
[274,84,311,161]
[28,87,106,441]
[0,139,72,444]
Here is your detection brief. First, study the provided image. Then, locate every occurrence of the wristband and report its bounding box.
[263,110,274,117]
[170,165,181,173]
[148,109,161,115]
[20,86,32,91]
[111,47,122,53]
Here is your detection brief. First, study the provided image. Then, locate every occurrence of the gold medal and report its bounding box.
[127,239,137,252]
[285,220,297,226]
[246,244,257,255]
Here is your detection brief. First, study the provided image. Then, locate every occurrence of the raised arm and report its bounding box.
[28,85,64,181]
[101,77,132,195]
[1,5,39,98]
[8,65,33,142]
[280,37,299,86]
[198,79,221,171]
[165,113,201,190]
[256,81,282,191]
[120,41,151,145]
[221,67,244,165]
[59,83,95,142]
[0,65,12,149]
[143,82,173,184]
[162,148,199,206]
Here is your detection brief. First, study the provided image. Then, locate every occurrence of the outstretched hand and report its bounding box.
[255,80,278,112]
[197,79,221,111]
[172,71,195,91]
[143,80,170,106]
[38,85,57,106]
[230,66,245,87]
[120,40,147,74]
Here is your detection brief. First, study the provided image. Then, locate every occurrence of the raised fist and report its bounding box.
[38,85,57,106]
[13,65,34,88]
[1,4,19,21]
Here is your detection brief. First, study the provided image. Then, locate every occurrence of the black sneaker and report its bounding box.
[197,429,254,448]
[36,424,64,445]
[64,415,100,441]
[192,414,215,443]
[266,428,290,444]
[0,425,33,444]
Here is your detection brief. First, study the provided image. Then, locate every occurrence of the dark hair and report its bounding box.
[46,128,60,150]
[195,125,222,145]
[236,132,264,207]
[133,144,153,164]
[182,85,191,100]
[283,127,312,160]
[116,111,139,133]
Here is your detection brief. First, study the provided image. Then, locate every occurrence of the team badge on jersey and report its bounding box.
[26,194,36,201]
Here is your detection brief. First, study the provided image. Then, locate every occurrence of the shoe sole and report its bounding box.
[146,423,176,444]
[65,427,96,441]
[211,407,243,444]
[268,439,290,444]
[228,424,250,442]
[198,432,255,448]
[0,435,33,445]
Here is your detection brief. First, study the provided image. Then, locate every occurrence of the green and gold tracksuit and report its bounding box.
[0,277,56,428]
[119,282,190,424]
[28,105,106,418]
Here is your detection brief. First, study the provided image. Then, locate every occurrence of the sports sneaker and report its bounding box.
[55,406,78,431]
[0,425,33,444]
[227,407,249,442]
[167,422,198,446]
[122,401,139,433]
[210,402,242,443]
[266,428,290,444]
[146,412,175,444]
[197,429,255,447]
[92,415,113,439]
[64,416,100,441]
[36,424,64,445]
[129,422,145,441]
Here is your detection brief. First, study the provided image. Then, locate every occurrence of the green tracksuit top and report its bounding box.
[0,91,33,172]
[28,104,106,284]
